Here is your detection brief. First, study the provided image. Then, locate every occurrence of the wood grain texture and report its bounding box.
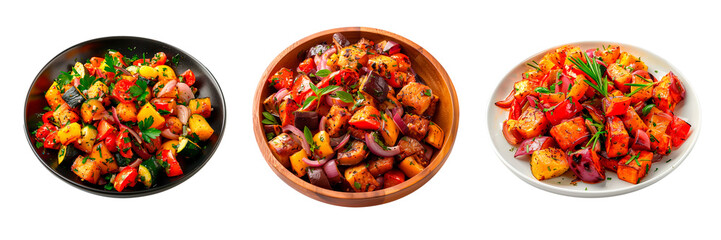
[253,27,459,207]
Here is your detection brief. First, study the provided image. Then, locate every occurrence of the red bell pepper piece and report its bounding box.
[43,131,61,150]
[111,79,137,104]
[495,90,515,108]
[328,69,360,88]
[290,75,314,104]
[180,69,196,86]
[602,96,631,116]
[508,99,522,120]
[297,58,316,75]
[268,67,294,90]
[116,129,133,158]
[42,111,54,124]
[544,98,581,126]
[97,119,116,140]
[667,116,691,148]
[35,123,57,139]
[383,170,406,188]
[114,167,138,192]
[161,149,183,177]
[349,106,382,130]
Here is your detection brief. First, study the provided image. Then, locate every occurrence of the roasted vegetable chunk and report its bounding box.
[71,156,100,184]
[620,106,648,135]
[617,151,653,184]
[515,107,550,140]
[397,82,434,115]
[397,136,425,162]
[268,133,302,168]
[344,164,379,192]
[605,116,630,158]
[402,113,430,141]
[530,148,569,181]
[424,122,444,149]
[337,140,368,166]
[324,105,352,137]
[549,117,589,151]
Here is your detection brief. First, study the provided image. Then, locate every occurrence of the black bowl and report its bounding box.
[24,36,226,197]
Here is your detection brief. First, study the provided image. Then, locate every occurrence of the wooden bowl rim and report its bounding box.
[253,27,459,206]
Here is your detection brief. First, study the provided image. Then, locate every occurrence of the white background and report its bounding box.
[2,0,719,239]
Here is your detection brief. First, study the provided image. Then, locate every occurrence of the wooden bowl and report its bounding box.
[24,36,226,197]
[253,27,459,207]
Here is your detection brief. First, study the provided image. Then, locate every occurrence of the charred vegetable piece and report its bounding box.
[530,148,569,181]
[424,122,444,149]
[188,114,214,141]
[349,105,382,130]
[647,128,671,155]
[268,133,302,168]
[545,98,582,126]
[344,164,379,192]
[569,148,605,184]
[549,117,589,151]
[312,131,334,158]
[74,125,98,153]
[368,157,394,177]
[617,151,653,184]
[58,144,81,164]
[645,107,672,132]
[324,105,352,137]
[293,111,319,131]
[188,98,212,118]
[307,167,331,189]
[61,86,86,109]
[268,67,294,90]
[398,156,424,178]
[71,156,100,184]
[402,113,430,141]
[278,98,299,127]
[80,99,106,123]
[620,106,648,135]
[368,55,398,79]
[139,157,161,188]
[605,116,630,158]
[89,142,117,175]
[397,82,433,115]
[607,63,632,93]
[602,96,631,116]
[380,111,400,146]
[515,107,550,139]
[397,136,425,164]
[289,150,310,177]
[332,33,351,49]
[336,140,368,166]
[360,71,389,103]
[667,116,691,148]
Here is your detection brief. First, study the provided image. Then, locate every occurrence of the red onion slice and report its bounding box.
[114,66,132,76]
[318,116,327,132]
[323,159,341,183]
[495,90,515,108]
[112,107,142,144]
[161,129,180,140]
[175,105,190,125]
[302,152,335,167]
[176,82,194,103]
[157,79,177,98]
[365,132,400,157]
[331,133,351,151]
[514,136,556,158]
[324,95,353,107]
[282,125,311,155]
[391,110,409,135]
[119,158,142,172]
[274,88,289,102]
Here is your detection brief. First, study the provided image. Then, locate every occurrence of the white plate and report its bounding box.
[487,41,701,197]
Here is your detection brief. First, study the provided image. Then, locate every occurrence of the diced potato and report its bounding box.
[648,128,671,155]
[402,113,430,141]
[512,79,537,101]
[530,148,569,181]
[567,75,589,102]
[515,107,550,140]
[268,133,302,168]
[45,82,66,110]
[607,64,632,93]
[652,76,678,112]
[87,81,109,100]
[617,151,653,184]
[539,92,565,106]
[621,106,648,135]
[53,103,80,126]
[398,156,424,178]
[629,74,653,104]
[312,131,334,158]
[336,140,368,166]
[381,111,400,146]
[423,94,439,117]
[57,122,81,145]
[368,157,394,177]
[159,140,180,156]
[73,125,97,153]
[605,116,630,158]
[89,142,117,175]
[424,122,444,149]
[618,52,647,72]
[116,102,138,122]
[538,52,559,73]
[80,99,106,123]
[137,103,166,129]
[289,150,310,178]
[645,107,672,132]
[596,45,620,65]
[188,98,212,118]
[549,117,589,150]
[324,105,352,138]
[396,82,433,115]
[367,55,398,78]
[71,156,100,184]
[344,164,379,192]
[278,98,298,127]
[155,65,176,81]
[397,136,426,164]
[337,46,368,71]
[188,114,214,141]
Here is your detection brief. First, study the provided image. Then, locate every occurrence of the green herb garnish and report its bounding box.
[569,53,609,97]
[262,111,279,125]
[138,116,161,143]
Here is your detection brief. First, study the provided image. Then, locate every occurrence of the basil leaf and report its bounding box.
[334,90,354,103]
[319,85,340,96]
[642,104,655,116]
[315,69,331,78]
[302,96,317,110]
[534,87,551,94]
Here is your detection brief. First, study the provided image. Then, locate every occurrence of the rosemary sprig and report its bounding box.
[569,53,608,97]
[527,60,541,71]
[624,75,658,97]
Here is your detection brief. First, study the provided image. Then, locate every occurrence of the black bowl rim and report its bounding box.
[23,36,226,198]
